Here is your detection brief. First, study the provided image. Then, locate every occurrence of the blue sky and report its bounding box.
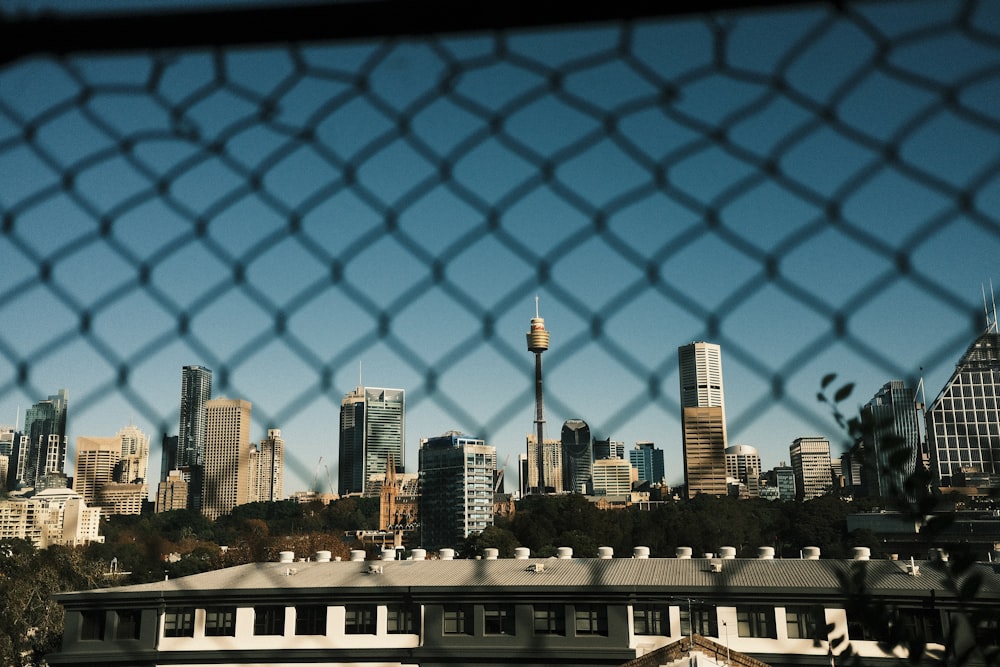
[1,0,999,495]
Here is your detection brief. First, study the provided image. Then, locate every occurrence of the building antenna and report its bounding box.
[14,404,19,431]
[359,361,363,388]
[992,279,998,334]
[526,296,551,495]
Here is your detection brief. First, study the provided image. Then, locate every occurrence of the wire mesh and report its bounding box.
[1,0,999,491]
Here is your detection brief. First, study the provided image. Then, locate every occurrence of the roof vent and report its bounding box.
[802,546,821,560]
[676,546,693,559]
[315,550,331,563]
[514,547,531,560]
[719,546,736,560]
[597,546,614,559]
[349,550,366,562]
[483,548,499,560]
[381,548,396,561]
[439,548,455,560]
[633,546,650,559]
[709,559,723,573]
[410,548,427,561]
[852,547,871,561]
[557,546,573,559]
[527,563,545,573]
[278,551,295,563]
[757,546,775,560]
[367,564,384,575]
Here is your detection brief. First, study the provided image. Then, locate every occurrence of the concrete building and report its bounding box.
[790,438,833,500]
[73,425,150,516]
[926,326,1000,490]
[156,469,189,513]
[591,457,633,496]
[592,438,625,461]
[725,444,761,498]
[525,434,562,494]
[338,387,405,495]
[201,398,252,521]
[47,548,999,667]
[0,487,103,548]
[678,342,728,498]
[561,419,592,494]
[249,428,284,503]
[72,436,120,507]
[419,433,496,550]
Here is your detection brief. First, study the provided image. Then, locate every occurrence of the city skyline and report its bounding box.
[1,1,998,495]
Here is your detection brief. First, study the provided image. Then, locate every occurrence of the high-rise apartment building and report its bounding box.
[678,342,728,498]
[925,327,1000,489]
[725,444,761,498]
[249,428,284,503]
[177,365,212,511]
[525,434,562,493]
[338,387,405,495]
[860,381,921,497]
[561,419,592,494]
[201,398,252,521]
[19,389,68,489]
[116,423,150,484]
[790,437,833,500]
[629,441,665,485]
[73,424,150,516]
[418,433,496,550]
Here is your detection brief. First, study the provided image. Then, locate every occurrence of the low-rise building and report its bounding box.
[0,488,103,548]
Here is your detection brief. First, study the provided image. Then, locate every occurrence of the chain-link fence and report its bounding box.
[1,0,999,491]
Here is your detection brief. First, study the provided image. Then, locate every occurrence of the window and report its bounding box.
[295,605,327,635]
[680,605,717,637]
[575,604,608,636]
[533,604,565,636]
[484,604,515,636]
[345,604,376,635]
[786,605,824,640]
[387,604,418,634]
[898,608,942,641]
[634,605,670,636]
[254,606,285,636]
[115,610,141,640]
[163,608,194,638]
[205,607,236,637]
[80,610,106,641]
[737,605,776,639]
[846,608,876,641]
[443,604,472,635]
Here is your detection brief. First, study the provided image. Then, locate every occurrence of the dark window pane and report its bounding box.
[345,604,376,635]
[254,606,285,636]
[164,608,194,638]
[295,605,327,635]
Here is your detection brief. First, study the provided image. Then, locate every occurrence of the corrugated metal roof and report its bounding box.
[58,557,1000,601]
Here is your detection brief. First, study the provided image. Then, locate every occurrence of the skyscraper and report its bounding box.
[630,441,665,486]
[418,433,496,550]
[177,365,211,510]
[338,387,405,495]
[859,381,921,497]
[790,437,833,500]
[526,433,562,493]
[561,419,592,494]
[926,326,1000,490]
[72,424,149,516]
[19,389,68,489]
[678,342,728,498]
[201,398,251,521]
[725,444,761,498]
[249,428,284,503]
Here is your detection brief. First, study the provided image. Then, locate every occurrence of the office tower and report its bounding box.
[593,437,625,460]
[115,423,150,484]
[678,342,728,498]
[517,453,528,498]
[526,434,562,493]
[764,463,796,500]
[790,437,833,500]
[178,365,211,511]
[160,434,178,483]
[338,386,405,495]
[418,433,496,550]
[725,444,761,497]
[156,469,189,513]
[19,389,68,488]
[1,424,18,490]
[858,381,921,497]
[561,419,592,494]
[526,297,550,494]
[926,325,1000,489]
[201,398,252,521]
[73,424,150,516]
[591,458,633,496]
[249,428,284,503]
[73,436,120,507]
[630,441,665,485]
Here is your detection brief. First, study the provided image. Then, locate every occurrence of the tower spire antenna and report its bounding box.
[526,297,551,495]
[992,279,998,334]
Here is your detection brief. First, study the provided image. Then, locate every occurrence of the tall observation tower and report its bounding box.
[526,297,550,495]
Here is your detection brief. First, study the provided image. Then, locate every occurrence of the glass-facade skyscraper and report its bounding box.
[19,389,68,488]
[338,386,404,495]
[629,441,665,485]
[678,341,728,498]
[561,419,592,494]
[177,365,212,469]
[926,329,1000,489]
[860,380,921,497]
